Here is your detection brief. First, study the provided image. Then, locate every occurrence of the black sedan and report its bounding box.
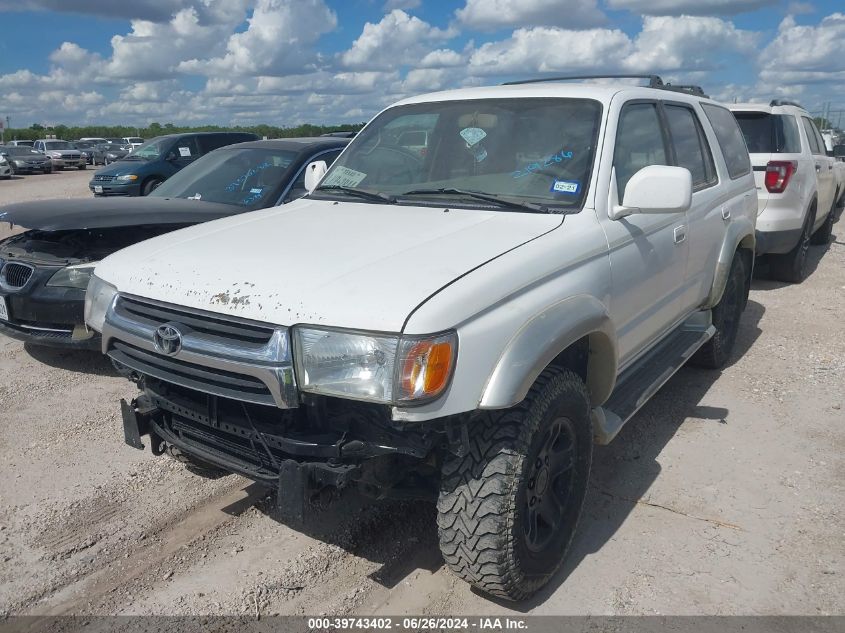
[0,137,347,349]
[0,146,52,174]
[91,143,130,166]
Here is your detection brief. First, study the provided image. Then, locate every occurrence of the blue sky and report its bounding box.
[0,0,843,127]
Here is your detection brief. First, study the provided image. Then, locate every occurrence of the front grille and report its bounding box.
[1,263,34,288]
[115,296,275,347]
[65,153,81,160]
[110,340,275,405]
[93,174,115,182]
[103,294,297,408]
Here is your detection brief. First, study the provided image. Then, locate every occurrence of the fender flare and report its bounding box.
[479,294,618,409]
[705,218,755,308]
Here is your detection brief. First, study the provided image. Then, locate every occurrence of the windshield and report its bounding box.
[126,137,144,144]
[151,147,299,208]
[315,98,601,212]
[45,141,73,150]
[3,147,44,156]
[129,137,168,159]
[100,144,126,151]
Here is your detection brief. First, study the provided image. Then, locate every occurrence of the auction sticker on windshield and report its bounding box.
[0,296,9,322]
[551,180,580,194]
[323,165,367,188]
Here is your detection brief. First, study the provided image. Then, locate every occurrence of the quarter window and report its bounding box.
[801,118,822,155]
[701,104,751,180]
[664,104,717,190]
[614,102,668,199]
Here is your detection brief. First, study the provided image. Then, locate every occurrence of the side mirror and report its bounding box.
[304,160,328,193]
[833,144,845,158]
[611,165,692,219]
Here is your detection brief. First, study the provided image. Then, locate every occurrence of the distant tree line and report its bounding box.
[2,121,365,142]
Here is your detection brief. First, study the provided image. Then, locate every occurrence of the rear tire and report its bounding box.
[692,254,745,369]
[770,206,815,283]
[811,198,836,245]
[77,164,86,170]
[437,367,592,601]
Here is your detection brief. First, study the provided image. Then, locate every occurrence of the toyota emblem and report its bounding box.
[153,323,183,356]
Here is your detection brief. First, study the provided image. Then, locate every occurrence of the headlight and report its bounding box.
[293,326,456,405]
[84,274,117,332]
[47,262,98,289]
[50,152,61,158]
[116,174,138,182]
[14,160,25,167]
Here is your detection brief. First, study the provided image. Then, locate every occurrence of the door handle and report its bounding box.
[674,225,687,244]
[829,165,834,171]
[816,164,822,173]
[721,206,731,221]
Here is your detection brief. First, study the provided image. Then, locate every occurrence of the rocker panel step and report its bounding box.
[595,314,715,444]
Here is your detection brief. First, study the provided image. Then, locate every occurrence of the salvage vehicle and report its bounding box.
[88,76,757,601]
[730,100,840,282]
[32,139,86,170]
[89,132,258,197]
[0,137,347,349]
[0,146,52,174]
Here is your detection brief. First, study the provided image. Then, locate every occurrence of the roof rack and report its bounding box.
[770,99,805,109]
[501,74,709,98]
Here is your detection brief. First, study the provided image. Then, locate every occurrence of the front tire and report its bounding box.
[437,367,593,601]
[141,178,163,196]
[692,253,745,369]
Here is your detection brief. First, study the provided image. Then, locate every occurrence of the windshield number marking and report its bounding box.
[512,150,574,179]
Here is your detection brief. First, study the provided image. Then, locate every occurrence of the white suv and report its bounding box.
[88,76,757,600]
[730,100,839,282]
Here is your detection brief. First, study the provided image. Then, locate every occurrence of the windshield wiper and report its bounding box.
[399,188,550,213]
[313,185,396,203]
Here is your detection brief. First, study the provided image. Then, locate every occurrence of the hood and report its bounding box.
[47,149,81,157]
[0,197,244,231]
[8,154,49,162]
[95,157,152,177]
[95,199,562,332]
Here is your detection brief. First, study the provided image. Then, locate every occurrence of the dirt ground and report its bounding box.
[0,169,843,617]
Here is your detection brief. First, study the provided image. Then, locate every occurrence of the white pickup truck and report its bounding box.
[86,76,757,600]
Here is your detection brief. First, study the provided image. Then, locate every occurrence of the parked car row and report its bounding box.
[0,76,841,603]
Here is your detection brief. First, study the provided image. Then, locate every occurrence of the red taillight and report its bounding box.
[765,160,797,194]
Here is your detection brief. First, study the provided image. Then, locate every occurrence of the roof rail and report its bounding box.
[502,74,665,87]
[770,99,805,109]
[501,74,709,97]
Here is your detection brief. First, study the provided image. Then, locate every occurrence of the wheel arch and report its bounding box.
[479,294,618,410]
[705,219,756,308]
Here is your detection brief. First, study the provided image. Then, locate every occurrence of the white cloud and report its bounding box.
[455,0,604,31]
[104,6,247,80]
[340,10,456,70]
[759,13,845,85]
[607,0,778,16]
[180,0,336,77]
[468,16,757,76]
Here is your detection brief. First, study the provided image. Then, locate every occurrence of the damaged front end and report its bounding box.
[105,293,459,520]
[120,379,447,520]
[0,226,186,349]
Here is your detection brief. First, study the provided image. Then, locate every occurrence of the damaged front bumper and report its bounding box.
[121,381,441,520]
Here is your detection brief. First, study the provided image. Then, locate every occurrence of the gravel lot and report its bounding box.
[0,169,843,617]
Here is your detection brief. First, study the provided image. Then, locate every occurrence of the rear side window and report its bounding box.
[804,117,828,155]
[734,112,802,154]
[701,104,751,179]
[801,118,823,155]
[614,102,668,199]
[664,104,717,190]
[199,135,240,153]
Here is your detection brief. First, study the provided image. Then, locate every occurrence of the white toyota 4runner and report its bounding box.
[86,76,757,600]
[730,100,841,282]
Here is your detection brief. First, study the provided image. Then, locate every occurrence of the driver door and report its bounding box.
[599,101,691,367]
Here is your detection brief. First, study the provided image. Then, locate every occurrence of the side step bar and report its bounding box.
[592,311,715,445]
